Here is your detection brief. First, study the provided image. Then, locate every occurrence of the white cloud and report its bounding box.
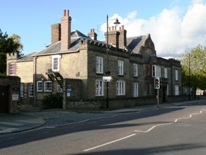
[101,2,206,59]
[192,0,204,4]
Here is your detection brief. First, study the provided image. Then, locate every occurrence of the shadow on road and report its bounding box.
[0,106,187,149]
[76,143,205,155]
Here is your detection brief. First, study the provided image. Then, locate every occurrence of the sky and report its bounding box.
[1,0,206,59]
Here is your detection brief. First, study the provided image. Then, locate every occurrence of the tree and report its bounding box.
[0,29,23,75]
[181,45,206,96]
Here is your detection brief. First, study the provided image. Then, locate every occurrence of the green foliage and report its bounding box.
[0,29,23,75]
[181,44,206,90]
[0,53,6,75]
[41,93,63,109]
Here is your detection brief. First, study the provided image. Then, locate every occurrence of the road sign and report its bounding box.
[103,76,113,82]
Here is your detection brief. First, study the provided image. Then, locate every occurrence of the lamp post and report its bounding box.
[105,15,120,109]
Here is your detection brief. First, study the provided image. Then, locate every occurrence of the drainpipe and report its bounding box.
[34,56,37,106]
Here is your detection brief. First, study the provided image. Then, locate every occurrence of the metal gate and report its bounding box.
[0,85,9,113]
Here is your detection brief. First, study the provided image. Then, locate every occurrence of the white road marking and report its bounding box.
[135,108,206,133]
[83,108,206,152]
[83,133,136,152]
[134,122,173,133]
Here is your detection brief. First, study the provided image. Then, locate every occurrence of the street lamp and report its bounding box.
[105,15,120,109]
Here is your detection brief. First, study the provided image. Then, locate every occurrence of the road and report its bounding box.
[0,101,206,155]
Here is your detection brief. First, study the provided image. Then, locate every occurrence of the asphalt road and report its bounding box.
[0,101,206,155]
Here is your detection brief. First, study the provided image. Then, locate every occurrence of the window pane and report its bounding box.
[44,81,52,92]
[152,65,156,77]
[52,55,60,71]
[9,63,16,75]
[133,82,138,97]
[28,84,33,97]
[175,85,179,95]
[117,81,125,95]
[96,57,103,74]
[175,70,178,81]
[118,60,124,75]
[37,81,43,92]
[96,80,104,96]
[133,64,138,77]
[20,84,24,97]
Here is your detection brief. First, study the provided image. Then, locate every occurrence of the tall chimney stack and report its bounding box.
[51,23,61,44]
[119,25,127,49]
[104,26,120,48]
[61,10,72,51]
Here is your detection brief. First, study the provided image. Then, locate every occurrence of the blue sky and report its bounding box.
[1,0,206,58]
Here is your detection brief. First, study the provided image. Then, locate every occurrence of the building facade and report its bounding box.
[6,10,182,110]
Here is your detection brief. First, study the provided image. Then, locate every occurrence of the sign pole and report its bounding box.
[154,77,160,108]
[157,89,159,108]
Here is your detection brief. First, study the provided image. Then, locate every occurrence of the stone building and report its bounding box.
[6,10,182,110]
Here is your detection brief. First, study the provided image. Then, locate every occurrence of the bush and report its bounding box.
[42,93,63,109]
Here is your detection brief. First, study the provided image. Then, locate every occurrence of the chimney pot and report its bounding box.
[88,28,97,40]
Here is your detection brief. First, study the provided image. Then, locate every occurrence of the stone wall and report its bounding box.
[65,96,157,110]
[65,95,192,111]
[0,76,20,113]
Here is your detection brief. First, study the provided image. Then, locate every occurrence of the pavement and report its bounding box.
[0,100,205,135]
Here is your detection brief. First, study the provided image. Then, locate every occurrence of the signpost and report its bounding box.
[103,76,113,82]
[67,88,72,97]
[154,77,160,107]
[103,76,112,109]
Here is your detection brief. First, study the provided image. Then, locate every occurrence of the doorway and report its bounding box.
[0,85,9,113]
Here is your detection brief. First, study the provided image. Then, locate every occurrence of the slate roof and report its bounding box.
[18,30,151,61]
[126,35,149,54]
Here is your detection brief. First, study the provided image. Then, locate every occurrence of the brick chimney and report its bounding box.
[119,25,127,49]
[51,23,61,44]
[105,26,120,48]
[88,29,97,40]
[61,10,72,51]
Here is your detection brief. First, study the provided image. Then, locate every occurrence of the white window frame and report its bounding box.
[133,63,138,77]
[20,83,24,97]
[152,65,156,77]
[57,84,62,93]
[52,55,61,72]
[96,80,104,96]
[164,68,168,78]
[175,69,178,81]
[28,84,33,97]
[133,82,139,97]
[96,56,104,74]
[118,60,124,75]
[9,62,16,76]
[175,85,179,95]
[44,81,52,92]
[117,80,125,95]
[37,81,43,92]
